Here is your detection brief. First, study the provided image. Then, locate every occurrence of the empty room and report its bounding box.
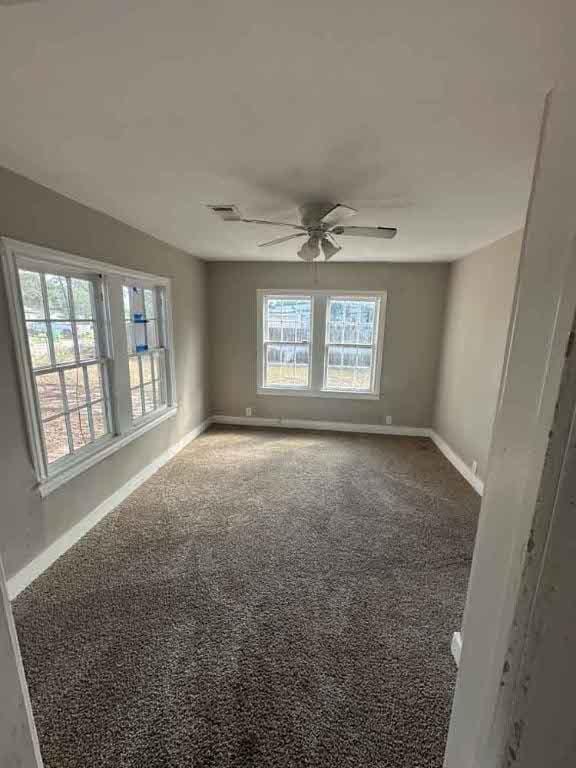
[1,3,575,768]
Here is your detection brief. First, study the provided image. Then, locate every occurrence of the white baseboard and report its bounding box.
[7,417,481,599]
[429,431,484,496]
[211,415,430,437]
[7,418,211,600]
[451,630,463,666]
[212,416,484,495]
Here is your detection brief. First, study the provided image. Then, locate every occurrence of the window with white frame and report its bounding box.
[2,238,177,495]
[262,295,312,388]
[123,285,167,421]
[18,268,111,465]
[257,290,385,398]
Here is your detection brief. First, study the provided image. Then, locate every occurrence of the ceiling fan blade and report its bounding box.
[241,218,306,230]
[258,233,307,248]
[320,204,358,226]
[330,226,397,239]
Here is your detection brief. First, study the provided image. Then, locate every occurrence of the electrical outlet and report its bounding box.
[385,415,392,425]
[245,407,253,417]
[471,460,478,475]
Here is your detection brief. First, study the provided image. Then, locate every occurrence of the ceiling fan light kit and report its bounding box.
[209,201,397,261]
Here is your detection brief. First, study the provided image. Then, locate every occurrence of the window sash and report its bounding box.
[263,340,311,389]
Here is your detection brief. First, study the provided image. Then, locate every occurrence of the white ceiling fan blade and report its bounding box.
[320,204,358,226]
[258,233,307,248]
[330,225,397,239]
[241,218,306,230]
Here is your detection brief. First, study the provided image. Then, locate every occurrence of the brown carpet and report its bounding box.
[14,426,480,768]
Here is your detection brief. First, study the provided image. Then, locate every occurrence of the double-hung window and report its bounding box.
[262,295,312,389]
[2,238,177,496]
[257,290,386,398]
[123,284,168,421]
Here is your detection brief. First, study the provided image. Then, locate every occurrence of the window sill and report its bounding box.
[256,387,380,401]
[37,405,178,497]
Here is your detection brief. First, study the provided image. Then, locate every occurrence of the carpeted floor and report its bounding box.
[14,426,480,768]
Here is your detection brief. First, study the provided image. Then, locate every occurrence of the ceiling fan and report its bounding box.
[209,202,397,261]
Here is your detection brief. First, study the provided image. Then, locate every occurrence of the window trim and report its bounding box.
[256,289,387,400]
[1,237,178,497]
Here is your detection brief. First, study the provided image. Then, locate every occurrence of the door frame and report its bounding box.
[444,86,576,767]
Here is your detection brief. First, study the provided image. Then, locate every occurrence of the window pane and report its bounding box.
[91,400,109,439]
[64,367,87,410]
[19,270,45,319]
[146,319,159,349]
[325,345,373,391]
[265,343,309,387]
[123,286,131,320]
[144,289,156,319]
[71,278,93,319]
[131,387,143,419]
[328,299,376,346]
[45,274,71,319]
[52,321,76,364]
[36,372,64,419]
[86,364,103,401]
[143,382,155,413]
[26,321,51,368]
[129,356,140,388]
[328,321,343,344]
[77,321,97,360]
[70,407,91,450]
[125,321,134,353]
[265,298,311,344]
[141,354,153,383]
[43,416,70,464]
[153,352,166,406]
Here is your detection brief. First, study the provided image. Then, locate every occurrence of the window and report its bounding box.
[257,290,386,399]
[2,238,177,496]
[262,295,311,388]
[123,285,167,421]
[324,297,380,392]
[19,268,111,465]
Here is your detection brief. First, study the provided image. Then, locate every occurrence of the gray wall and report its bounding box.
[434,230,522,482]
[207,261,449,426]
[0,167,208,578]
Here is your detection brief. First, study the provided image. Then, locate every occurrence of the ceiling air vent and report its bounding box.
[206,204,241,221]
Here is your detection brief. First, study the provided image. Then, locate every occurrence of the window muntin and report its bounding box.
[263,296,312,388]
[18,267,111,467]
[324,297,380,393]
[123,285,167,421]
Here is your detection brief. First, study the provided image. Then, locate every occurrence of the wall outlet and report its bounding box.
[245,407,253,417]
[471,460,478,475]
[385,415,392,425]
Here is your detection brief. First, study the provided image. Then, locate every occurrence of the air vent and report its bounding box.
[206,204,241,221]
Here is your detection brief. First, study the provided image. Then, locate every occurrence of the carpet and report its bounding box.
[14,426,480,768]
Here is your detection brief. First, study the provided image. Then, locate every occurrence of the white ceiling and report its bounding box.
[0,1,572,261]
